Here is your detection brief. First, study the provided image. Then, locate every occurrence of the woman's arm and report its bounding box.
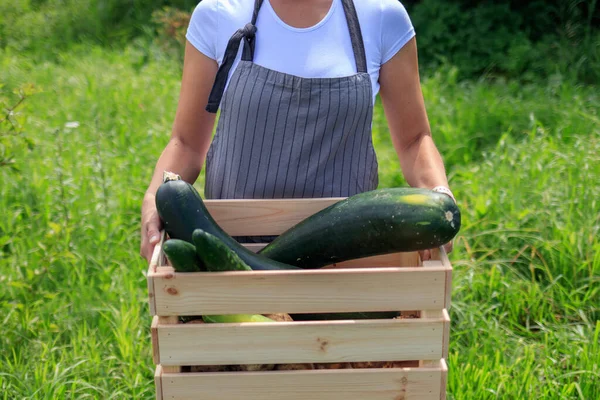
[378,37,454,256]
[140,41,218,261]
[378,37,450,191]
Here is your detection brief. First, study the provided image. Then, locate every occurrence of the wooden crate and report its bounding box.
[147,197,452,400]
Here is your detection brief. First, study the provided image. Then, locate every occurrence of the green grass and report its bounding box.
[1,45,599,399]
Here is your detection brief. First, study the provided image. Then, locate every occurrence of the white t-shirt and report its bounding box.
[186,0,415,103]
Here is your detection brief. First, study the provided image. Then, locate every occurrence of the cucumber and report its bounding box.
[258,187,461,269]
[163,239,203,272]
[192,229,251,272]
[190,230,278,325]
[155,176,300,271]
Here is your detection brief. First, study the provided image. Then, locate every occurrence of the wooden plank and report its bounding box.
[441,309,450,362]
[147,231,167,315]
[431,247,452,361]
[151,267,448,316]
[156,266,175,275]
[158,316,180,373]
[160,365,444,400]
[156,317,447,366]
[154,365,163,400]
[147,268,157,316]
[439,246,453,311]
[243,244,420,268]
[421,252,451,370]
[204,198,343,236]
[323,252,420,269]
[243,243,266,253]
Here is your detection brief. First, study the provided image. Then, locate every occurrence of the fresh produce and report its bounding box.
[155,175,300,271]
[192,229,251,272]
[162,238,203,272]
[258,187,461,268]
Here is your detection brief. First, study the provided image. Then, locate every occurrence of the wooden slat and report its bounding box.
[204,198,343,236]
[156,317,447,366]
[439,247,453,311]
[151,316,160,365]
[154,365,163,400]
[147,269,157,316]
[323,252,420,269]
[421,251,452,368]
[243,243,266,253]
[147,231,167,315]
[430,248,452,362]
[441,309,450,362]
[160,364,444,400]
[243,244,421,268]
[151,267,448,316]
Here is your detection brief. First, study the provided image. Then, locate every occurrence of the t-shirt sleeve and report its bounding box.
[380,0,416,64]
[186,0,219,60]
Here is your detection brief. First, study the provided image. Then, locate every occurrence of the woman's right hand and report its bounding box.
[140,193,163,262]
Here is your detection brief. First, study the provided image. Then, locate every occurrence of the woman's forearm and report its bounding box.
[394,132,450,190]
[144,136,209,199]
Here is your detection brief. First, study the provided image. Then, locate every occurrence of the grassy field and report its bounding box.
[0,44,599,399]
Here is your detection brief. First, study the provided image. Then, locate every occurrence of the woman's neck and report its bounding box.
[268,0,335,29]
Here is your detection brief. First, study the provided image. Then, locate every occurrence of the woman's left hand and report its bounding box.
[419,240,453,261]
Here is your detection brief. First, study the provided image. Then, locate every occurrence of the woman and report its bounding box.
[140,0,455,261]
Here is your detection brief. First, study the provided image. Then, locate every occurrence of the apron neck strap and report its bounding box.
[251,0,263,25]
[341,0,367,73]
[241,0,263,61]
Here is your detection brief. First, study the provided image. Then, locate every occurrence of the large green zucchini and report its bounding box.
[258,187,461,269]
[192,229,251,272]
[155,176,300,271]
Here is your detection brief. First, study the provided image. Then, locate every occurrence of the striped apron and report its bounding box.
[204,0,378,240]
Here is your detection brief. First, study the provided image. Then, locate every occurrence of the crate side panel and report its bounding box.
[242,244,421,268]
[152,268,447,316]
[157,318,445,366]
[323,251,421,268]
[160,367,443,400]
[205,198,342,236]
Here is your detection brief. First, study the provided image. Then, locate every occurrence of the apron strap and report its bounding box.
[341,0,367,73]
[206,0,263,113]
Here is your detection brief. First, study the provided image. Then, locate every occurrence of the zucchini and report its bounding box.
[163,239,203,272]
[192,229,251,272]
[190,231,280,325]
[155,176,300,271]
[258,187,461,269]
